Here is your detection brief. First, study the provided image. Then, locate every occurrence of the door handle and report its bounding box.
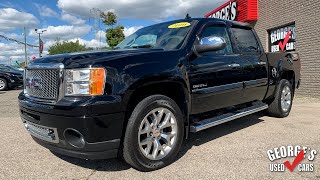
[228,63,241,68]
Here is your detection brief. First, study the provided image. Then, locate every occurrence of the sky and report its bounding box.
[0,0,225,65]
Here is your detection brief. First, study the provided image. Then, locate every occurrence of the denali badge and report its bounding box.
[193,83,208,89]
[26,78,42,89]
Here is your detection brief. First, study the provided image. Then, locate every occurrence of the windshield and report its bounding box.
[116,20,196,50]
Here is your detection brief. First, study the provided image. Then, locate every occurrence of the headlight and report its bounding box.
[65,68,106,96]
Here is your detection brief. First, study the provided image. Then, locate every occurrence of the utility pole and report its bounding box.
[35,29,46,57]
[90,8,102,50]
[24,27,27,66]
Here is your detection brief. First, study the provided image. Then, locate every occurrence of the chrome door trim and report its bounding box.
[192,82,243,94]
[244,78,268,88]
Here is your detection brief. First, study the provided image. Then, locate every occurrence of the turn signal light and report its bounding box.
[90,68,105,95]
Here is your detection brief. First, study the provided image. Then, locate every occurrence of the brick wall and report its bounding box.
[254,0,320,97]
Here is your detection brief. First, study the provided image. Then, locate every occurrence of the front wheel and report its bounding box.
[123,95,184,171]
[0,78,8,91]
[267,79,293,118]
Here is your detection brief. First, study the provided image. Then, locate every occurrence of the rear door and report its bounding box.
[230,27,268,102]
[189,23,248,114]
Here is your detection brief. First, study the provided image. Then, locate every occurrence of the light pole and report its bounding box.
[34,29,46,57]
[24,27,27,66]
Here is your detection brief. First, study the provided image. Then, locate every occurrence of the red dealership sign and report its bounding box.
[205,0,258,22]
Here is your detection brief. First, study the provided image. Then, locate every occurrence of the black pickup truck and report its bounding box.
[19,18,301,171]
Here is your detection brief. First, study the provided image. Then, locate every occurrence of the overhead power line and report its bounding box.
[0,34,39,48]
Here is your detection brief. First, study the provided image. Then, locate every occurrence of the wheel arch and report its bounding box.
[0,75,9,82]
[123,79,190,121]
[280,70,295,96]
[120,78,191,141]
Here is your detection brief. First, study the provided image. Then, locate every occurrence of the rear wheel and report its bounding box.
[267,79,293,117]
[123,95,184,171]
[0,78,8,91]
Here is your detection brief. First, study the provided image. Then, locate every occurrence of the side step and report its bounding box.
[190,102,268,133]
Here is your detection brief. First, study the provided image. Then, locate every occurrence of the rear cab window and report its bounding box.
[231,27,260,54]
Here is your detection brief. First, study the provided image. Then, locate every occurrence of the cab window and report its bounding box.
[200,25,233,55]
[231,28,259,54]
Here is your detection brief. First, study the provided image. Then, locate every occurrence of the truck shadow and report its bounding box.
[178,112,265,158]
[53,112,265,172]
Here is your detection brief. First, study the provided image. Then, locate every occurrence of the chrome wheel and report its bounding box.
[0,79,5,90]
[281,85,292,112]
[138,108,177,160]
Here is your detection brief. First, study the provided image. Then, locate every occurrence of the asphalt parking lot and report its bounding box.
[0,90,320,180]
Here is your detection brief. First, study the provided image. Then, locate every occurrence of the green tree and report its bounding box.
[100,11,125,49]
[48,40,92,55]
[18,61,26,67]
[100,11,117,26]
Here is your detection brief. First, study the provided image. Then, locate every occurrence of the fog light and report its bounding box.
[64,129,85,148]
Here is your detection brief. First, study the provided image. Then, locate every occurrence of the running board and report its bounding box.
[190,103,268,133]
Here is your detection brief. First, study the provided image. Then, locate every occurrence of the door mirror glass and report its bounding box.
[194,36,227,53]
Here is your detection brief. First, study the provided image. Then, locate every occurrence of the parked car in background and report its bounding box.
[0,65,24,91]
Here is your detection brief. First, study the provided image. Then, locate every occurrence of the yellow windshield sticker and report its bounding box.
[168,22,191,29]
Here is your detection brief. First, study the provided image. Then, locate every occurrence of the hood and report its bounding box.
[0,70,23,76]
[31,49,165,69]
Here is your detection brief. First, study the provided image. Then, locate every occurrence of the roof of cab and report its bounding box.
[181,17,252,28]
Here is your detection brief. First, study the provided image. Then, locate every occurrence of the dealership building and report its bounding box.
[205,0,320,97]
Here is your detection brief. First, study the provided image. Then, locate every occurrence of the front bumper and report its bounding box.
[19,94,125,160]
[32,136,119,160]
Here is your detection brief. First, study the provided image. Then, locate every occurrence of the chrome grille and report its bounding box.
[25,69,60,100]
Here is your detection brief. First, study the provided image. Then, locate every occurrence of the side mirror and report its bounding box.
[194,36,226,54]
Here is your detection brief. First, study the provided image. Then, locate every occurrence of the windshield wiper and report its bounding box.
[131,44,154,49]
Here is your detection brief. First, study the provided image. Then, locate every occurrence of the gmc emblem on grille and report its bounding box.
[26,78,42,89]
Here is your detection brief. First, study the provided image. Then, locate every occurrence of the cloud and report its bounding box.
[61,12,86,25]
[92,26,142,45]
[0,32,22,40]
[94,30,105,39]
[29,25,91,40]
[34,4,59,17]
[0,42,38,56]
[123,26,143,37]
[57,0,226,20]
[0,8,38,31]
[45,37,108,49]
[0,42,39,64]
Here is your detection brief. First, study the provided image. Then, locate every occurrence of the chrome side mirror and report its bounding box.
[194,36,226,53]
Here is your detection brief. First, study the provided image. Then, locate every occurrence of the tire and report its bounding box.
[123,95,184,171]
[267,79,293,118]
[0,78,8,91]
